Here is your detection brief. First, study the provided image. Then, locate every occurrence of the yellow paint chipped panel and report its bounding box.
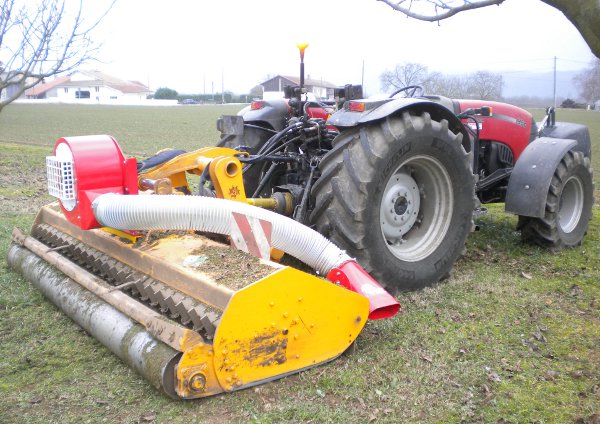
[213,267,369,391]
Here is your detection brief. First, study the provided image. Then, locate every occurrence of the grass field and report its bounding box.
[0,104,598,423]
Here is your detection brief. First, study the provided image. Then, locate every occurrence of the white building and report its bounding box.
[259,75,337,100]
[25,70,152,104]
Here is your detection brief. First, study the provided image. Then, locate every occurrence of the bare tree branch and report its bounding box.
[465,70,503,99]
[0,0,115,112]
[376,0,504,22]
[380,62,430,91]
[376,0,599,58]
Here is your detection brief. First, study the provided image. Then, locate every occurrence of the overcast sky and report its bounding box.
[87,0,595,96]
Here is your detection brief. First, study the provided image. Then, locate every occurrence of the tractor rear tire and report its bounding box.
[517,150,593,250]
[217,125,272,154]
[217,125,274,197]
[310,112,475,293]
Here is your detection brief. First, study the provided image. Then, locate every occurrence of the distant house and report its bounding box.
[25,70,152,103]
[25,76,71,99]
[259,75,337,100]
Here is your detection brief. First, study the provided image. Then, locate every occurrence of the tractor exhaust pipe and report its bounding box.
[297,43,309,116]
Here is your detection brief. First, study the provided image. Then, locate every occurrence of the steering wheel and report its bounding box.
[389,85,424,98]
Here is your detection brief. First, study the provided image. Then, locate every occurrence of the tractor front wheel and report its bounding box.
[518,150,593,250]
[310,112,475,293]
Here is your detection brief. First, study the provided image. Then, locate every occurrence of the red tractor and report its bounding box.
[5,47,594,398]
[214,64,593,293]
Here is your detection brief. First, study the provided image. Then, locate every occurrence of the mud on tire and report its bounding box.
[310,112,475,293]
[518,150,594,250]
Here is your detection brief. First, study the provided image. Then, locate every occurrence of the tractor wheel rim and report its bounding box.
[558,175,584,233]
[380,155,453,262]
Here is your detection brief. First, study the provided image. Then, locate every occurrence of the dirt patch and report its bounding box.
[136,231,279,291]
[0,147,52,215]
[190,244,279,290]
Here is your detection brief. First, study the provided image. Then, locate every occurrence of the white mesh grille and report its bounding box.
[46,156,76,201]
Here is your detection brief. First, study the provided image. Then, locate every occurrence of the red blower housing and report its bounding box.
[46,135,137,229]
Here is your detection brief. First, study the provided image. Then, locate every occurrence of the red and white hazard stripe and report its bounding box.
[230,212,273,260]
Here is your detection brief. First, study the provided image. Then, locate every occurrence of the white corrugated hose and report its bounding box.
[92,193,351,276]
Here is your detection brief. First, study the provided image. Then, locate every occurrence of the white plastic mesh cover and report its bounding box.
[46,156,75,200]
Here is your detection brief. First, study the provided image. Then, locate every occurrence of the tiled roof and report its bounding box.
[25,70,152,96]
[78,70,151,93]
[25,76,71,96]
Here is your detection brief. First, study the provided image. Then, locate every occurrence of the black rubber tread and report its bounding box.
[517,150,594,250]
[310,112,475,293]
[217,125,271,154]
[31,224,222,340]
[217,126,273,197]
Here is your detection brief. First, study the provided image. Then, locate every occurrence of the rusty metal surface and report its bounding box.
[34,205,234,310]
[12,227,209,351]
[7,243,182,398]
[28,224,222,341]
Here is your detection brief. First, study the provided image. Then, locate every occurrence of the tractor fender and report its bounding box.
[237,98,290,131]
[540,122,592,158]
[328,98,470,153]
[505,137,577,218]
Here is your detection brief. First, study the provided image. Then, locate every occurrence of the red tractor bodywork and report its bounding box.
[457,100,535,162]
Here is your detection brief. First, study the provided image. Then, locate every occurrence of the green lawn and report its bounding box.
[0,103,241,154]
[0,104,598,423]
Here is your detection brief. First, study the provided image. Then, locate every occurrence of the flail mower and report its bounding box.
[8,45,593,399]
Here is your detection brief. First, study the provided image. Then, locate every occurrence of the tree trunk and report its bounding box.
[542,0,600,59]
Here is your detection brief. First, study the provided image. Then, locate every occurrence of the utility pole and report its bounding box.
[221,67,225,104]
[553,56,557,108]
[362,59,365,95]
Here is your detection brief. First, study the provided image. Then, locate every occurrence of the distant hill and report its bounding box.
[502,70,581,100]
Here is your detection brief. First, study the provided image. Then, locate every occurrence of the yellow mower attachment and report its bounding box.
[9,205,369,399]
[8,134,398,399]
[139,146,249,200]
[139,146,295,215]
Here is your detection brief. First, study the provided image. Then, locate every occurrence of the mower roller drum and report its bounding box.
[311,112,475,292]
